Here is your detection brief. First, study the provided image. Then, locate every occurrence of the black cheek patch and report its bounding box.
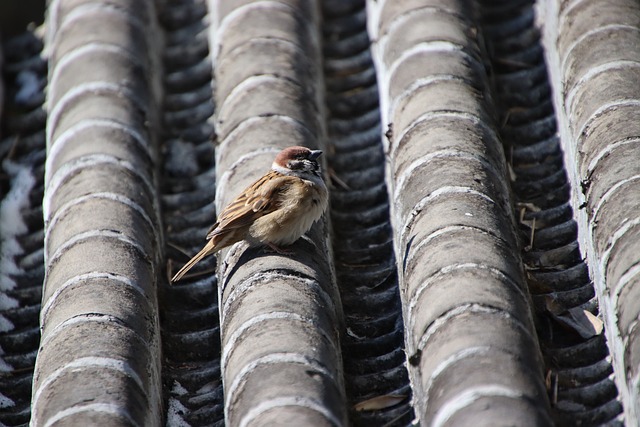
[288,161,303,170]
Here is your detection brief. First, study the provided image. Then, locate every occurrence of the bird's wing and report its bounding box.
[206,171,291,240]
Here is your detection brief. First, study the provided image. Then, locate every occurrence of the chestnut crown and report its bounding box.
[273,146,322,175]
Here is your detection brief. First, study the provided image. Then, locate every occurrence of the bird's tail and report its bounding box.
[171,241,215,283]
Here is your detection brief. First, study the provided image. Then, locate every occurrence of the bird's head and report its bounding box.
[272,146,323,177]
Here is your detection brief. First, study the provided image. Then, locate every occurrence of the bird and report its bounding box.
[170,146,328,283]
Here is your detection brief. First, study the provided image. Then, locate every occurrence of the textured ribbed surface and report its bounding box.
[541,0,640,424]
[31,0,164,424]
[210,1,347,426]
[321,0,414,425]
[0,30,47,427]
[478,1,623,425]
[3,0,640,425]
[368,0,552,424]
[158,0,224,425]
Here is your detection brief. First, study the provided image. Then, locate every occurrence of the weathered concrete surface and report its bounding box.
[540,0,640,423]
[478,1,623,424]
[2,0,639,424]
[209,1,347,426]
[368,0,552,425]
[31,0,164,425]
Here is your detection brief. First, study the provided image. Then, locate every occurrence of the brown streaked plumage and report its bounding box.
[170,146,328,283]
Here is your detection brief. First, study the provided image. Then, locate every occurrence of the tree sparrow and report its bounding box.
[171,146,328,283]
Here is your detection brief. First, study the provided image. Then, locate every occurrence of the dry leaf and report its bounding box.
[508,163,517,181]
[574,308,603,336]
[354,394,406,412]
[553,306,603,338]
[542,296,604,338]
[517,202,542,215]
[525,242,579,268]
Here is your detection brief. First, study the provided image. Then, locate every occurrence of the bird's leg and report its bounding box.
[264,242,294,255]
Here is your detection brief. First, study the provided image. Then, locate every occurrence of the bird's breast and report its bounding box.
[250,178,328,245]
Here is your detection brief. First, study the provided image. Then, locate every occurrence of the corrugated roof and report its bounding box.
[1,0,639,425]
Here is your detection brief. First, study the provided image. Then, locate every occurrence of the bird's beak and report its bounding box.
[309,150,322,160]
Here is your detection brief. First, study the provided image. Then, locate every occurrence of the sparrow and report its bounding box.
[171,146,328,283]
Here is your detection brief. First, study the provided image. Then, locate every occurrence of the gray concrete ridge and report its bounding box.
[541,0,640,422]
[211,1,347,426]
[0,0,638,425]
[369,1,550,425]
[31,0,163,425]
